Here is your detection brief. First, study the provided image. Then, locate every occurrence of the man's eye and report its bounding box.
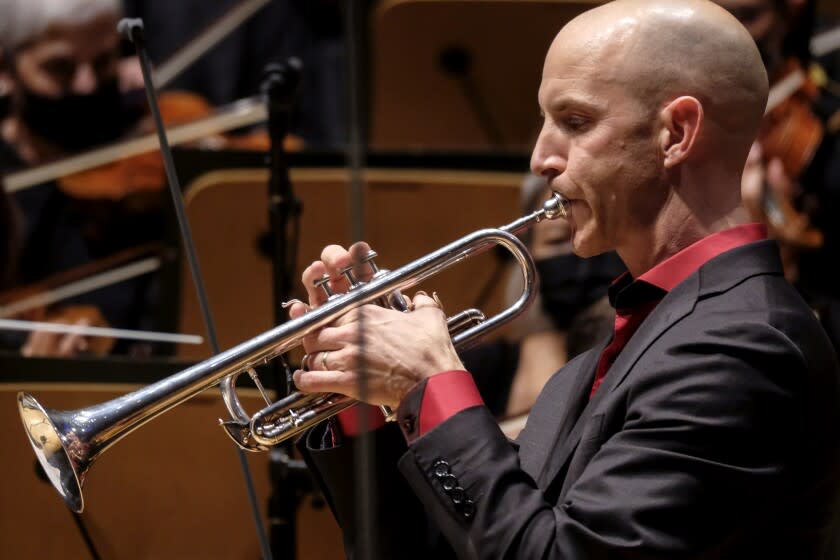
[563,115,588,131]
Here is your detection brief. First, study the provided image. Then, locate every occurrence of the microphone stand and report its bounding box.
[34,460,102,559]
[262,59,302,341]
[119,18,272,560]
[261,59,312,560]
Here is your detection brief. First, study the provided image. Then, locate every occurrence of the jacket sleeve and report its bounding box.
[397,322,809,559]
[299,421,458,559]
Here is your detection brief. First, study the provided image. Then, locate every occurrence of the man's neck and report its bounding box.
[617,191,751,278]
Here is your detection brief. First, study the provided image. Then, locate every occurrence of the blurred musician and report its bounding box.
[713,0,840,349]
[123,0,346,147]
[0,0,161,356]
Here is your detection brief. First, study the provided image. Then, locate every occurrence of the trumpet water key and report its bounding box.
[18,194,569,513]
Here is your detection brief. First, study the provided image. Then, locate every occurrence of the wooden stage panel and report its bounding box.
[370,0,604,150]
[0,382,343,559]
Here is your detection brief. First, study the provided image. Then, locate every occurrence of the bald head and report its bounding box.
[551,0,768,165]
[531,0,768,268]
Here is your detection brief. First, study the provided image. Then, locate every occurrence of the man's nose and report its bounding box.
[70,63,98,95]
[530,128,566,181]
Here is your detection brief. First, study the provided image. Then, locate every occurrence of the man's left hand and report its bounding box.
[289,243,465,409]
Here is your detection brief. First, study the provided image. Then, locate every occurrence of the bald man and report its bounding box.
[293,0,840,557]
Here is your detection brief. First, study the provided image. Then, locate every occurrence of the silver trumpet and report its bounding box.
[18,194,568,513]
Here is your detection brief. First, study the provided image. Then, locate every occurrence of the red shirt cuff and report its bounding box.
[336,403,386,437]
[397,370,484,442]
[419,370,484,435]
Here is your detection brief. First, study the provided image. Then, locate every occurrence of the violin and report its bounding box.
[3,0,300,198]
[0,244,162,355]
[56,90,283,200]
[745,58,826,253]
[20,304,115,356]
[0,243,205,354]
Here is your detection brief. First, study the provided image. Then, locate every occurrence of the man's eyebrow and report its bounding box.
[547,96,604,114]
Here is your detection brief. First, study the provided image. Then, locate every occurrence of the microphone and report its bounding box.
[117,18,145,44]
[261,58,304,108]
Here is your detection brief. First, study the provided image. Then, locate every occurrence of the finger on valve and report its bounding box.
[319,242,377,294]
[347,241,375,283]
[320,244,355,295]
[302,260,331,307]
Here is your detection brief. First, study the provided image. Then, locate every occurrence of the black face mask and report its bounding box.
[535,251,626,329]
[17,79,137,152]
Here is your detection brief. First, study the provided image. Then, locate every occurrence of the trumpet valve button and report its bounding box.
[314,274,335,297]
[362,250,381,274]
[339,264,360,287]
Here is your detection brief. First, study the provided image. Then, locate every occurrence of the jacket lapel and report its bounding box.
[537,273,701,492]
[533,338,606,487]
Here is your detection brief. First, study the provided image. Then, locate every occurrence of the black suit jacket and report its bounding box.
[303,240,840,559]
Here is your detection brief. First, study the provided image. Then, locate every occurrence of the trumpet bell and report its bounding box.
[18,392,85,513]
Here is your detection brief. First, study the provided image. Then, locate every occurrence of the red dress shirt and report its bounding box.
[589,223,767,398]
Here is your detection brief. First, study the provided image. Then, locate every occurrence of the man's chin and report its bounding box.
[570,235,609,258]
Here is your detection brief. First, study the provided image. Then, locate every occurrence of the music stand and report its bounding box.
[370,0,603,150]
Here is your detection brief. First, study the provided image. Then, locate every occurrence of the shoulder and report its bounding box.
[688,269,833,368]
[633,271,838,413]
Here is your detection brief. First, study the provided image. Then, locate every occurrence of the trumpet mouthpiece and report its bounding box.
[543,193,569,220]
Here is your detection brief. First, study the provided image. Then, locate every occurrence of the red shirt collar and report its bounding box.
[639,223,767,292]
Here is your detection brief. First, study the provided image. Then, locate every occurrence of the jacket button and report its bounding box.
[433,460,450,478]
[442,474,458,491]
[462,499,476,519]
[450,486,466,505]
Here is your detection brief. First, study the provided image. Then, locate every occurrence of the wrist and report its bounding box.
[390,358,462,409]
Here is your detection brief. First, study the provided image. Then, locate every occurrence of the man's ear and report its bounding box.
[658,96,703,169]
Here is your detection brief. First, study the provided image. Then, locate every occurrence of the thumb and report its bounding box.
[412,291,442,311]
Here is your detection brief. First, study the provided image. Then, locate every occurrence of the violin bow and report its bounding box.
[0,318,202,346]
[152,0,272,89]
[0,256,161,318]
[3,96,267,193]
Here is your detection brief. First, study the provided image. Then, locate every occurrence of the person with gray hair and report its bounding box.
[0,0,159,357]
[0,0,141,154]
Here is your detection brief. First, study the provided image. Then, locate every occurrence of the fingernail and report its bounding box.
[416,290,428,297]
